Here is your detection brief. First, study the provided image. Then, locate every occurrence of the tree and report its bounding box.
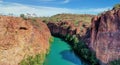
[20,14,27,20]
[113,4,120,10]
[20,14,25,18]
[109,58,120,65]
[49,36,54,44]
[65,34,70,41]
[73,36,79,44]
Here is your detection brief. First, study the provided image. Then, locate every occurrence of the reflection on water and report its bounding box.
[44,37,87,65]
[60,50,83,65]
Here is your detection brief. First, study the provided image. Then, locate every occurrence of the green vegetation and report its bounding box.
[30,18,40,27]
[113,4,120,10]
[20,14,28,20]
[19,54,45,65]
[31,17,37,22]
[49,36,54,44]
[20,14,25,18]
[64,34,99,65]
[19,36,53,65]
[109,58,120,65]
[74,41,99,65]
[19,14,42,29]
[65,34,79,44]
[40,14,94,26]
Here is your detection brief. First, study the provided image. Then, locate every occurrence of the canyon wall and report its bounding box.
[47,21,89,38]
[90,9,120,64]
[0,16,51,65]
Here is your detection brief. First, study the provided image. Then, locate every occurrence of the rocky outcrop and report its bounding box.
[47,21,89,38]
[90,9,120,64]
[0,16,51,65]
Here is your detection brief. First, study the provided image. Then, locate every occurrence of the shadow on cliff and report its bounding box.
[60,50,84,65]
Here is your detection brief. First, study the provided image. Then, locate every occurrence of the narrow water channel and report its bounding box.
[44,37,87,65]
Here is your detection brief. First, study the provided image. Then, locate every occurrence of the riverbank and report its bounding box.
[51,34,99,65]
[47,20,99,65]
[44,36,88,65]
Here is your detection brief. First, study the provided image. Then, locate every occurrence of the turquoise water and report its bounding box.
[44,37,86,65]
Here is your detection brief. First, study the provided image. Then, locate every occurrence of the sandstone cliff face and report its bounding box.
[0,16,51,65]
[90,9,120,64]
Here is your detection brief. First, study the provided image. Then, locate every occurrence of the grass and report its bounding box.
[30,18,40,27]
[19,53,46,65]
[40,13,95,26]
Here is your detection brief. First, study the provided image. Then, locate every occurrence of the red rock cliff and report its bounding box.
[90,9,120,64]
[0,16,51,65]
[47,21,89,38]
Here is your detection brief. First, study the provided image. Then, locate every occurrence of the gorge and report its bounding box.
[0,6,120,65]
[44,37,88,65]
[46,8,120,65]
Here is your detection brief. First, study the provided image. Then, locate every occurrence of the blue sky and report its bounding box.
[0,0,119,16]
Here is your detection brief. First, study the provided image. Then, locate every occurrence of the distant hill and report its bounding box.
[40,14,95,26]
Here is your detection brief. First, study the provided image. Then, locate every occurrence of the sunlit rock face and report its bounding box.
[0,16,51,65]
[90,9,120,64]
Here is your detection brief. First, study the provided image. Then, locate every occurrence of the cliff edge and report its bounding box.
[0,16,51,65]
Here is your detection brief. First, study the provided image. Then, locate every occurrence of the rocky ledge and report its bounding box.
[0,16,51,65]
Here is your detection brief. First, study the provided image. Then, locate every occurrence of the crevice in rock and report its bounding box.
[19,27,27,30]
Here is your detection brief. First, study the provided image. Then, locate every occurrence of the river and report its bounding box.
[44,37,87,65]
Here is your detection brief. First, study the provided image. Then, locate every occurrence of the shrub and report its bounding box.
[49,36,54,44]
[20,14,25,18]
[109,58,120,65]
[65,34,70,41]
[72,35,79,44]
[20,14,28,20]
[30,18,40,28]
[31,18,37,22]
[113,4,120,10]
[19,54,45,65]
[65,34,79,44]
[74,40,99,65]
[59,33,99,65]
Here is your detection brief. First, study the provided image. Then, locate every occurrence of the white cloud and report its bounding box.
[0,2,111,17]
[0,2,72,16]
[38,0,70,4]
[62,0,70,4]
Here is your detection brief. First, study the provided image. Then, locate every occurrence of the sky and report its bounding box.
[0,0,119,16]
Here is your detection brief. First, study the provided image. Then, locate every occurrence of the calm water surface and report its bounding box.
[44,37,87,65]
